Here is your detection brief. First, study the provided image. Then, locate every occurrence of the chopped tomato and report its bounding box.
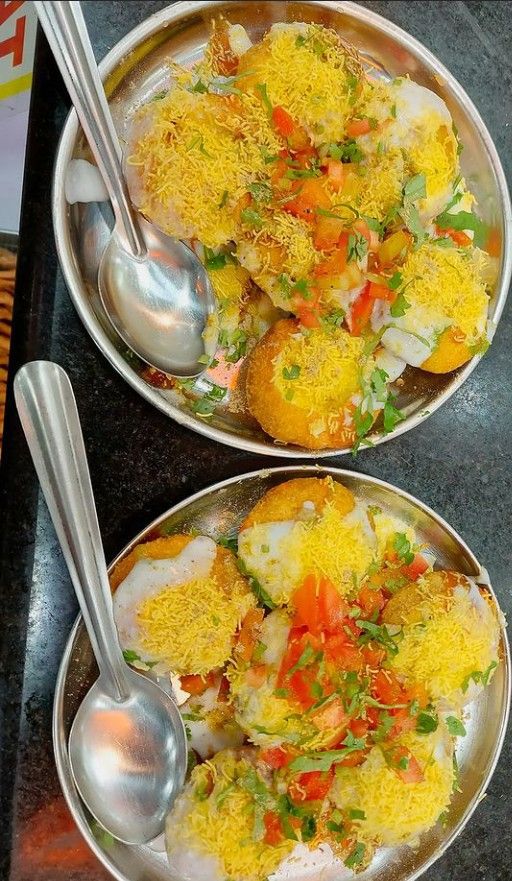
[284,178,331,223]
[387,746,424,784]
[357,585,385,617]
[294,145,319,168]
[372,670,406,705]
[264,811,283,845]
[277,630,322,708]
[401,553,429,581]
[272,105,295,137]
[325,159,345,192]
[180,672,216,696]
[389,708,416,738]
[349,718,370,739]
[311,696,349,732]
[361,643,386,668]
[377,229,412,266]
[349,282,373,335]
[324,634,363,671]
[246,664,268,687]
[217,674,230,702]
[366,707,380,729]
[270,157,289,188]
[272,105,310,150]
[313,232,349,275]
[442,227,472,247]
[314,214,346,251]
[292,575,350,636]
[292,286,322,329]
[289,768,334,802]
[347,118,372,137]
[260,746,291,769]
[236,607,265,662]
[368,281,394,301]
[337,749,367,767]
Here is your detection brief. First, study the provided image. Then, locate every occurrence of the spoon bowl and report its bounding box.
[14,360,187,844]
[99,220,216,377]
[69,668,186,845]
[35,0,217,377]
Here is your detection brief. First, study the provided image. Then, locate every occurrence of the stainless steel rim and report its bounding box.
[53,464,511,881]
[52,0,512,459]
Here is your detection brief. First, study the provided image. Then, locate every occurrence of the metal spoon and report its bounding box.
[14,361,187,844]
[35,1,217,378]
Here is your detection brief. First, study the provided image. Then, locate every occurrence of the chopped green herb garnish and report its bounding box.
[241,207,263,229]
[204,247,227,270]
[435,208,488,248]
[383,397,405,434]
[389,289,411,317]
[404,173,426,202]
[416,710,439,734]
[345,843,366,869]
[253,640,267,661]
[393,532,414,565]
[388,271,403,291]
[446,716,466,737]
[390,103,397,118]
[256,82,273,116]
[349,808,366,820]
[236,558,276,609]
[248,181,273,203]
[282,364,301,380]
[347,232,368,263]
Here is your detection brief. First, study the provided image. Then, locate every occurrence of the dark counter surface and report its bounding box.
[0,2,511,880]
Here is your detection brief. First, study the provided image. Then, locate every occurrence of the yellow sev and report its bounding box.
[334,730,454,847]
[273,327,366,415]
[128,88,279,248]
[389,586,499,704]
[137,572,253,675]
[400,243,490,342]
[239,25,363,144]
[177,754,292,881]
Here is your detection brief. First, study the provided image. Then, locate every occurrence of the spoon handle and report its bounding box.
[14,361,129,701]
[34,0,145,259]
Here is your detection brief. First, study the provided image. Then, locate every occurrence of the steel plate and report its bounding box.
[53,465,510,881]
[52,1,512,457]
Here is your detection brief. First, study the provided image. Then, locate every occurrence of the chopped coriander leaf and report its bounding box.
[193,397,217,416]
[123,649,142,664]
[256,82,273,116]
[393,532,415,565]
[390,289,411,317]
[361,214,382,233]
[326,819,344,834]
[282,364,301,380]
[285,166,322,180]
[345,843,366,869]
[317,203,359,221]
[347,232,368,263]
[310,681,324,701]
[404,173,427,202]
[383,397,405,434]
[416,710,439,734]
[204,247,227,270]
[295,34,306,48]
[397,756,410,770]
[446,716,466,737]
[400,199,427,247]
[352,404,374,453]
[218,189,229,209]
[390,102,397,118]
[321,308,345,329]
[216,783,236,807]
[248,181,273,203]
[370,367,389,402]
[349,808,366,820]
[285,388,295,401]
[293,277,313,300]
[191,79,208,93]
[260,146,279,164]
[357,619,399,656]
[236,558,276,609]
[388,270,403,291]
[274,687,289,699]
[253,640,267,661]
[241,207,263,229]
[301,815,317,842]
[288,643,318,675]
[217,534,238,552]
[435,208,488,248]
